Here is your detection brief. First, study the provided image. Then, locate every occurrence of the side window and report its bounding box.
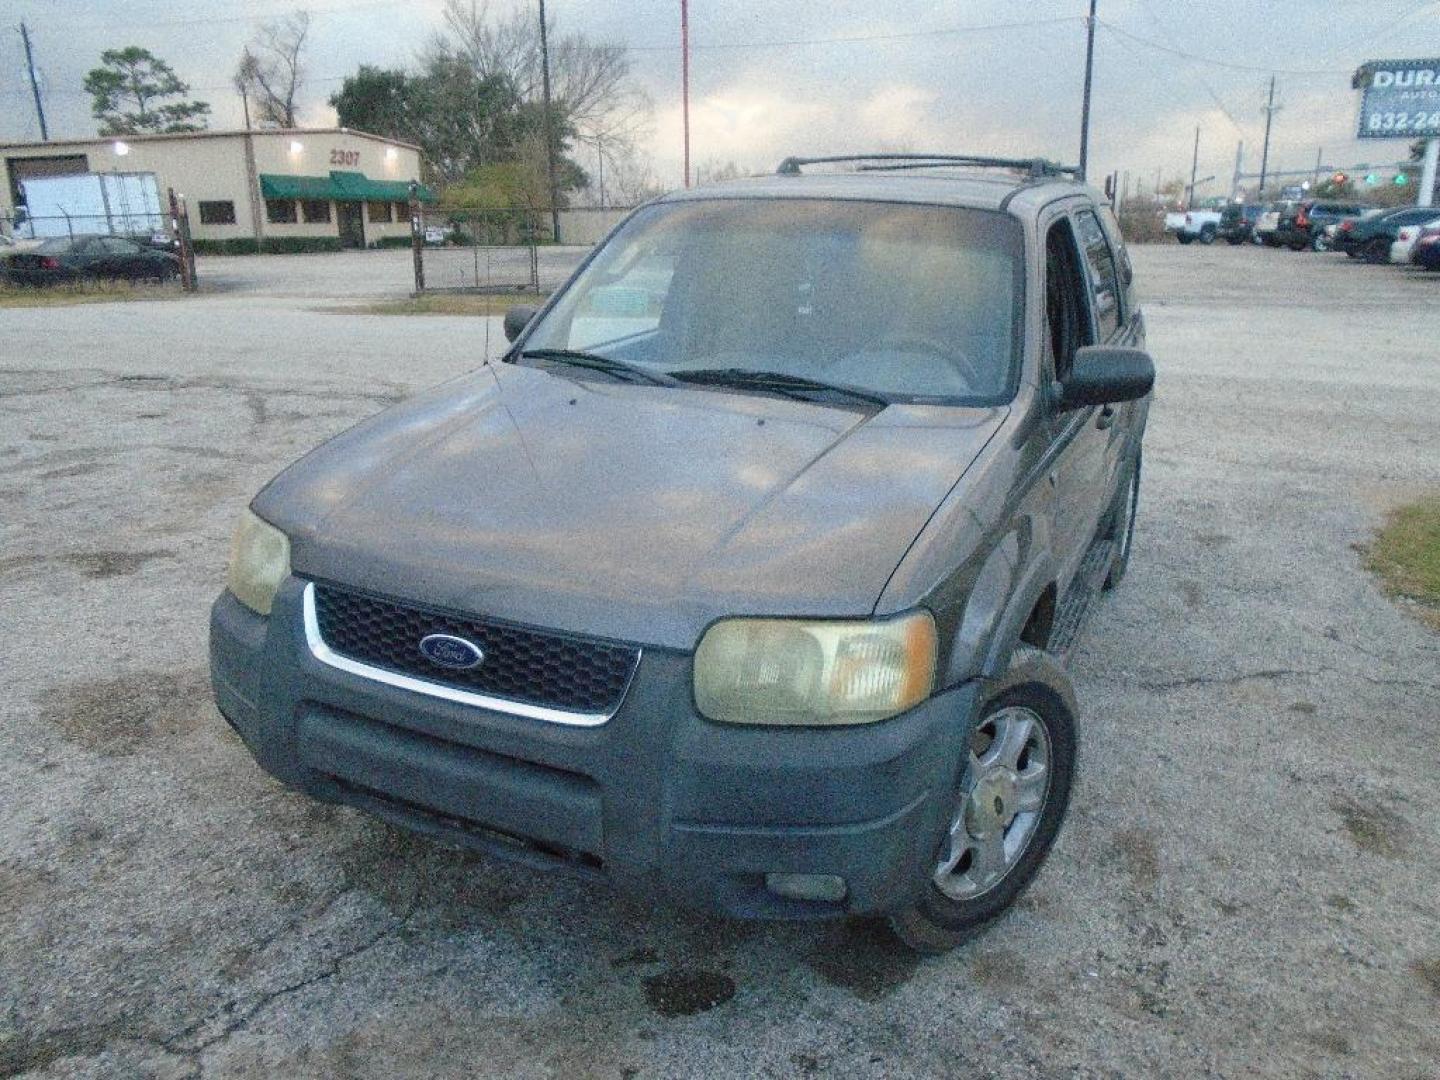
[1074,208,1122,340]
[1044,218,1093,383]
[1096,204,1135,316]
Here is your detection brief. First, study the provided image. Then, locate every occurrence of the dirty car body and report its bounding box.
[211,156,1154,946]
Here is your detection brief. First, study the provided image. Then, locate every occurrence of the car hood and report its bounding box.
[255,363,1007,649]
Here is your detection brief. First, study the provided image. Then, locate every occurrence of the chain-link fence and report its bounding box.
[411,205,634,294]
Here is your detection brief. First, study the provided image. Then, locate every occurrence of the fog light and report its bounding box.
[765,873,848,903]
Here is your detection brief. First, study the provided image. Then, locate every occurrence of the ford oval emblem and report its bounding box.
[418,633,485,670]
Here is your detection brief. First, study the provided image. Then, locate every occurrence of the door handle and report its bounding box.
[1095,405,1116,430]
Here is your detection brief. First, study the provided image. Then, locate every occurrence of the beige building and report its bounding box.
[0,127,434,247]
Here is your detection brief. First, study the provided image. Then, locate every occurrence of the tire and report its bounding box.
[1311,232,1331,252]
[1103,451,1140,590]
[1198,225,1217,245]
[887,649,1078,954]
[1287,240,1307,252]
[1175,233,1194,245]
[1363,238,1389,264]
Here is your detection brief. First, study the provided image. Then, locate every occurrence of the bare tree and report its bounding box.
[236,11,311,128]
[431,1,650,150]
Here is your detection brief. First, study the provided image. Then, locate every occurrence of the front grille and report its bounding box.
[310,582,640,716]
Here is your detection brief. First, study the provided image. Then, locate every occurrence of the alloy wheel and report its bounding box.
[932,707,1051,901]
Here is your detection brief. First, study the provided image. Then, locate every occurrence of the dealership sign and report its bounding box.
[1357,59,1440,138]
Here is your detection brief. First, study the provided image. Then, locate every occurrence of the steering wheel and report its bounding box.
[866,331,982,391]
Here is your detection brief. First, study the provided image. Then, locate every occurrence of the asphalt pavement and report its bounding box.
[2,243,1438,1079]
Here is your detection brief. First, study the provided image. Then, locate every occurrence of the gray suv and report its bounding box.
[211,154,1154,952]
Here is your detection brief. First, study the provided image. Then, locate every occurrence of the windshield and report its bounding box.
[518,198,1024,403]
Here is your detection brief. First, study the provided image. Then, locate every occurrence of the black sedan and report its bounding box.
[2,235,181,285]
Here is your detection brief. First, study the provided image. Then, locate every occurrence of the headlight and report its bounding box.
[694,610,937,726]
[227,508,290,616]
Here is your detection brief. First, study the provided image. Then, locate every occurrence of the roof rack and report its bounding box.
[775,154,1081,180]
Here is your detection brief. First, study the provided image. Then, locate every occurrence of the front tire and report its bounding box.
[888,653,1077,954]
[1175,233,1194,245]
[1198,225,1217,245]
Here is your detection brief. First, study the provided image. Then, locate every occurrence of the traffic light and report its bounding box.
[1395,172,1410,186]
[1331,172,1348,185]
[1364,172,1379,185]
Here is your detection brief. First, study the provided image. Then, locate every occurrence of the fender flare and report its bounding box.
[979,551,1059,680]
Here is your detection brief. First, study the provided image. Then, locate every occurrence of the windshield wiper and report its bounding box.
[518,348,679,386]
[668,368,890,407]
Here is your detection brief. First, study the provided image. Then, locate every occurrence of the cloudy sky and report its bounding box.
[2,0,1435,197]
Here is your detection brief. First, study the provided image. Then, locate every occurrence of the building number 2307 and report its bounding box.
[329,149,360,166]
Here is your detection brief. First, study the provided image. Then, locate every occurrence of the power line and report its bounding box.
[626,15,1085,53]
[1095,20,1352,76]
[25,0,413,33]
[1130,0,1245,135]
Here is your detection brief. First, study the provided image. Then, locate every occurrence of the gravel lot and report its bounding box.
[2,244,1438,1079]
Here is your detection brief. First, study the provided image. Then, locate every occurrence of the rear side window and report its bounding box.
[1074,208,1122,340]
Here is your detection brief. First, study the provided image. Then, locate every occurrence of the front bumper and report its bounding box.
[211,578,984,919]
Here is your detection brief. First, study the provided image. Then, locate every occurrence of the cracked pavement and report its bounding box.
[2,245,1438,1079]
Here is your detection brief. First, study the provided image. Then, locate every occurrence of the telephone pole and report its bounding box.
[1258,75,1279,197]
[1078,0,1098,179]
[19,22,49,141]
[537,0,561,244]
[681,0,692,188]
[1188,125,1200,210]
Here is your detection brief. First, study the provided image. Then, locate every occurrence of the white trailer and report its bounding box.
[14,172,167,242]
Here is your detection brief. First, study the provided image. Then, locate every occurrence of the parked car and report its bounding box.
[1,234,180,285]
[211,153,1155,952]
[1390,214,1440,265]
[1164,208,1221,244]
[1412,224,1440,270]
[1273,200,1373,251]
[1332,207,1395,256]
[1218,203,1264,244]
[1341,206,1440,263]
[1252,202,1293,246]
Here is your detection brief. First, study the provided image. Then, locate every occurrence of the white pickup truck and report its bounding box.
[1164,209,1222,245]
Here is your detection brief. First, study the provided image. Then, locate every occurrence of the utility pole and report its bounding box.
[1312,146,1323,188]
[1420,137,1438,208]
[1188,125,1200,210]
[681,0,692,188]
[537,0,561,244]
[1231,140,1244,199]
[1258,74,1279,197]
[19,22,49,141]
[1078,0,1098,179]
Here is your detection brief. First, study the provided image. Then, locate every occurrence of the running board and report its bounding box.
[1048,537,1115,660]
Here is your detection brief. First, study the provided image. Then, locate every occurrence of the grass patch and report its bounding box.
[0,279,183,308]
[1365,495,1440,630]
[334,292,548,317]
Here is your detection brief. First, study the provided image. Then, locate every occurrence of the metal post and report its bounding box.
[409,181,424,294]
[681,0,692,188]
[1188,125,1200,211]
[1420,137,1439,209]
[1078,0,1098,180]
[537,0,562,245]
[19,22,48,141]
[1231,140,1244,199]
[596,134,605,210]
[1312,146,1323,188]
[1258,75,1277,197]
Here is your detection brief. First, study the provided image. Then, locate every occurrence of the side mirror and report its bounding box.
[1059,345,1154,409]
[503,304,538,343]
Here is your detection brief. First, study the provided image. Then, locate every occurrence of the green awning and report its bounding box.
[259,171,436,202]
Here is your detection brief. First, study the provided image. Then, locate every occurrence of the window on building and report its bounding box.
[367,200,393,224]
[301,199,332,224]
[393,201,410,222]
[266,199,297,224]
[198,200,237,225]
